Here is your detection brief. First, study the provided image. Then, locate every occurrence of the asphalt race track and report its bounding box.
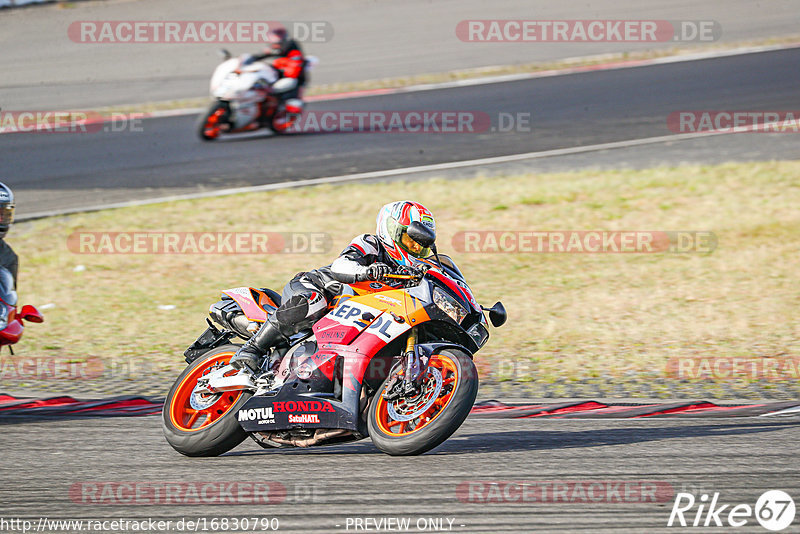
[0,414,797,533]
[2,5,800,531]
[4,0,798,110]
[4,47,800,217]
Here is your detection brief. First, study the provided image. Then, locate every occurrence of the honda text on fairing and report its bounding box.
[0,267,43,352]
[162,223,506,456]
[196,49,317,141]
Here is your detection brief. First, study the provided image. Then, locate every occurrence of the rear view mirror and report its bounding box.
[406,221,436,248]
[485,301,506,327]
[20,304,44,323]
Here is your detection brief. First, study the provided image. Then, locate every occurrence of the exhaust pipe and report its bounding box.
[261,429,350,448]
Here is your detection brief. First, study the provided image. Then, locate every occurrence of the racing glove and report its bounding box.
[358,262,392,282]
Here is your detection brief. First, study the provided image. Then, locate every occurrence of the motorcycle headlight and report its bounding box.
[433,287,468,324]
[467,322,490,349]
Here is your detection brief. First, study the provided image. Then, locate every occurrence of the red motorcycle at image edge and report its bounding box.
[0,267,44,352]
[162,223,506,456]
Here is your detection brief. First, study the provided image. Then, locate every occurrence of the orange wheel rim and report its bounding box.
[169,351,242,432]
[375,354,459,436]
[203,108,225,138]
[272,109,297,132]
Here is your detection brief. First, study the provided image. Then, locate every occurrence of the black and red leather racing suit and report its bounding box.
[271,234,395,337]
[251,39,306,99]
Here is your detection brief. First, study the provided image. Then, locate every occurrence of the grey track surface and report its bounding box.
[1,415,799,533]
[2,4,799,533]
[1,0,798,110]
[5,47,800,217]
[2,5,799,533]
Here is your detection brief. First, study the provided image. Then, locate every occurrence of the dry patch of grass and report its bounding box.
[10,161,800,381]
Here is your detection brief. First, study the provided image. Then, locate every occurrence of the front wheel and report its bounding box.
[196,101,229,141]
[368,348,478,456]
[162,345,251,457]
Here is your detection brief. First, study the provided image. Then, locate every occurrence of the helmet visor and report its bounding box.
[0,204,14,226]
[399,230,430,258]
[268,30,287,52]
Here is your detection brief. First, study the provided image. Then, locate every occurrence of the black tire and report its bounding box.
[162,345,251,457]
[368,348,478,456]
[196,101,228,141]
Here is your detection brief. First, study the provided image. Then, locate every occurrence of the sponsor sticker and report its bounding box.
[272,400,335,413]
[288,414,320,423]
[237,407,275,424]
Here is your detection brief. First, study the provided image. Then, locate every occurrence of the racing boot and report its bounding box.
[230,319,287,373]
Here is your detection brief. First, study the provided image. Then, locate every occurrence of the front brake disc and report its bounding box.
[386,367,443,422]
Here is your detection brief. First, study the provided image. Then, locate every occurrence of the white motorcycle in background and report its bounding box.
[196,49,316,141]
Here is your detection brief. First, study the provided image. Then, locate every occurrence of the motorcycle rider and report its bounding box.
[244,27,306,116]
[0,183,18,287]
[230,200,436,374]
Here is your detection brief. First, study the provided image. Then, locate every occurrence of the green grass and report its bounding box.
[10,161,800,382]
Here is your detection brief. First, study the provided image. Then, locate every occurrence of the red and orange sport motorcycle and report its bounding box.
[162,223,505,456]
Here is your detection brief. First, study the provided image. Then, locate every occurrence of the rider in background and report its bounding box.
[230,201,436,374]
[0,183,18,287]
[262,27,305,86]
[245,28,307,118]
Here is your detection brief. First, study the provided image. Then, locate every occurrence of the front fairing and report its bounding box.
[407,267,488,352]
[423,264,482,317]
[211,56,277,100]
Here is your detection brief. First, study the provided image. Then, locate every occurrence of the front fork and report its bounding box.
[383,326,431,400]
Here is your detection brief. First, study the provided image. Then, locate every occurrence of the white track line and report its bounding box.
[4,41,797,130]
[383,42,800,93]
[133,41,800,118]
[17,124,770,221]
[13,43,799,219]
[113,42,800,120]
[760,405,800,417]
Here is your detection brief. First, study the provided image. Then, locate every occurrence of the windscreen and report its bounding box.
[430,253,465,281]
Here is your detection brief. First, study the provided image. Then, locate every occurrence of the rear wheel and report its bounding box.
[269,102,300,134]
[368,348,478,456]
[162,345,251,457]
[196,101,229,141]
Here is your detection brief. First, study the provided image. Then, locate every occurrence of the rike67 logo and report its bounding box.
[668,490,796,531]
